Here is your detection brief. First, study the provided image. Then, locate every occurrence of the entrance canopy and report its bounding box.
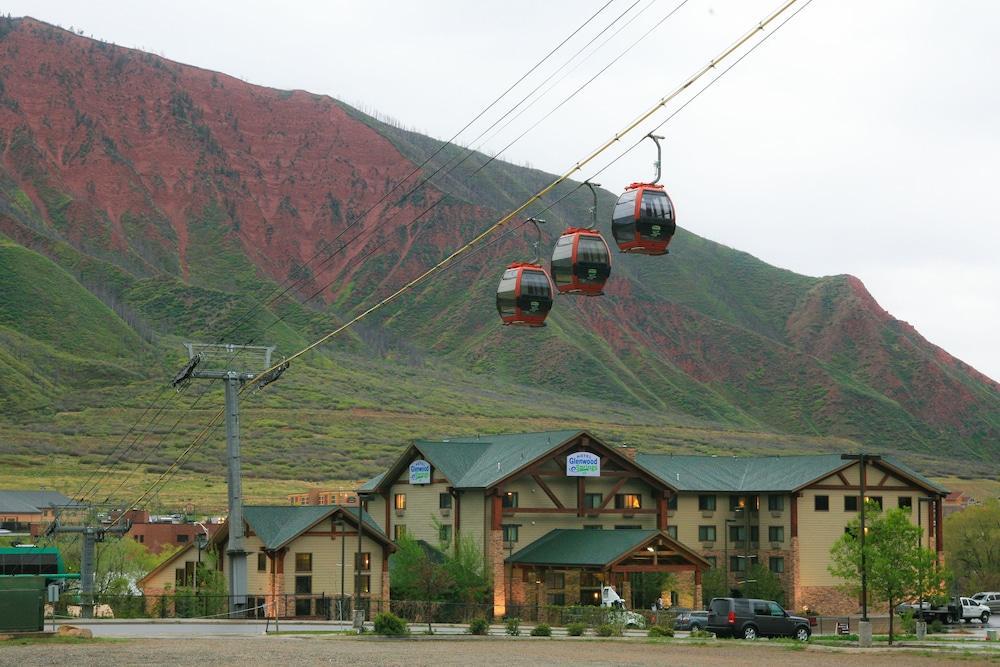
[506,529,710,573]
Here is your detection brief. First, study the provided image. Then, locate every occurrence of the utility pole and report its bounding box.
[47,519,130,618]
[842,453,880,647]
[174,343,287,618]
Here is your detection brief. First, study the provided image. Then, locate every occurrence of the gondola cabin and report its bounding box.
[550,228,612,296]
[611,183,676,255]
[496,262,554,326]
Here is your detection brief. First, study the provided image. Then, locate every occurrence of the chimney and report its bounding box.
[619,445,637,461]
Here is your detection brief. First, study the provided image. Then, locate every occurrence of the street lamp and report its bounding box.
[841,454,881,622]
[354,493,368,623]
[724,518,739,593]
[194,522,209,592]
[916,496,935,620]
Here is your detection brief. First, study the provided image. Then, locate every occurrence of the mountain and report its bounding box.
[0,16,996,497]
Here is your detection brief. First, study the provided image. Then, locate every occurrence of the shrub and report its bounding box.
[928,618,944,634]
[505,616,521,636]
[373,611,409,636]
[690,628,712,639]
[648,625,674,637]
[468,618,490,635]
[530,623,551,637]
[566,622,587,637]
[596,623,618,637]
[899,610,916,634]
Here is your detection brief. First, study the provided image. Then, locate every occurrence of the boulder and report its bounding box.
[57,625,93,639]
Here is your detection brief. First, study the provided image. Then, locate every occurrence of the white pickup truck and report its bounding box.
[899,596,991,624]
[600,586,647,629]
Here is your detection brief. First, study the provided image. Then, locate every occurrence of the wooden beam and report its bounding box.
[657,495,668,530]
[598,477,629,510]
[790,493,798,539]
[534,471,640,478]
[532,474,565,509]
[836,471,850,486]
[577,477,585,518]
[501,507,656,515]
[876,471,890,487]
[612,564,695,573]
[808,484,920,491]
[491,494,502,531]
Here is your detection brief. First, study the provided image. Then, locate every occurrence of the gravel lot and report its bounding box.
[1,636,993,667]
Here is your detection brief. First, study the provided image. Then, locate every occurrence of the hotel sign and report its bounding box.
[409,459,431,484]
[566,452,600,477]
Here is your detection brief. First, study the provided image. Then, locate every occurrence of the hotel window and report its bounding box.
[666,525,677,540]
[257,553,267,572]
[547,593,566,606]
[769,556,785,574]
[502,492,519,509]
[614,525,641,530]
[844,496,858,511]
[814,495,829,511]
[583,525,603,530]
[584,493,603,509]
[502,524,519,543]
[439,493,452,509]
[394,494,406,510]
[394,524,406,540]
[295,575,312,595]
[729,495,746,511]
[439,524,452,544]
[698,495,716,511]
[545,572,565,589]
[768,526,784,543]
[898,496,912,510]
[729,525,746,542]
[768,495,784,511]
[358,575,371,595]
[698,525,717,542]
[614,494,641,510]
[730,556,745,572]
[295,553,312,572]
[355,552,371,571]
[667,495,678,510]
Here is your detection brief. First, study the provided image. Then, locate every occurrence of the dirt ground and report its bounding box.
[0,636,995,667]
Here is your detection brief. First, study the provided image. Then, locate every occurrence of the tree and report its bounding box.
[945,498,1000,593]
[741,563,785,606]
[54,534,170,596]
[829,504,936,644]
[701,567,728,608]
[630,571,676,610]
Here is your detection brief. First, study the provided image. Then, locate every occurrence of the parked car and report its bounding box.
[599,586,646,629]
[971,592,1000,613]
[707,597,811,641]
[674,610,709,631]
[897,596,991,624]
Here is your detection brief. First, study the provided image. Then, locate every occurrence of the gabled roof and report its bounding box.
[506,529,710,571]
[241,505,390,550]
[138,542,196,588]
[635,453,947,494]
[0,490,79,513]
[361,430,585,492]
[507,529,660,567]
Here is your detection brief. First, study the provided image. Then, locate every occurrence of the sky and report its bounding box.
[6,0,999,381]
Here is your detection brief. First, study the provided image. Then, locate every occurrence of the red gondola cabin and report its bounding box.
[496,262,554,326]
[550,228,612,296]
[611,183,676,255]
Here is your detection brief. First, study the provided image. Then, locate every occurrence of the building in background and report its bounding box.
[119,509,223,554]
[360,430,947,616]
[0,489,83,536]
[287,488,359,506]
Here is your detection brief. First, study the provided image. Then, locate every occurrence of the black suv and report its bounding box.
[707,597,811,641]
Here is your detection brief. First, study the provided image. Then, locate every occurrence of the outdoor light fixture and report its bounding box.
[646,546,655,552]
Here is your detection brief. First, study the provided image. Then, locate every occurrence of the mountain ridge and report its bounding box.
[0,16,996,487]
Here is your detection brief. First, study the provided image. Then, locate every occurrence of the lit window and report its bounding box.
[394,525,406,541]
[355,552,371,571]
[614,494,641,510]
[394,494,406,510]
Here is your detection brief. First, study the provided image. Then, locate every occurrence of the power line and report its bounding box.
[115,0,815,519]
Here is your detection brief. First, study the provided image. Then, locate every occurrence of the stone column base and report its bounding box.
[858,620,872,647]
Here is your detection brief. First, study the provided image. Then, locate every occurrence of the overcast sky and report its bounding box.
[7,0,999,381]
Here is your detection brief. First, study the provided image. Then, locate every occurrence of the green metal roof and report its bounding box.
[506,529,659,567]
[636,453,947,494]
[362,430,583,491]
[243,505,388,550]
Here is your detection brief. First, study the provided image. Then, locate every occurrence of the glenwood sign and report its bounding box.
[566,452,600,477]
[409,459,431,484]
